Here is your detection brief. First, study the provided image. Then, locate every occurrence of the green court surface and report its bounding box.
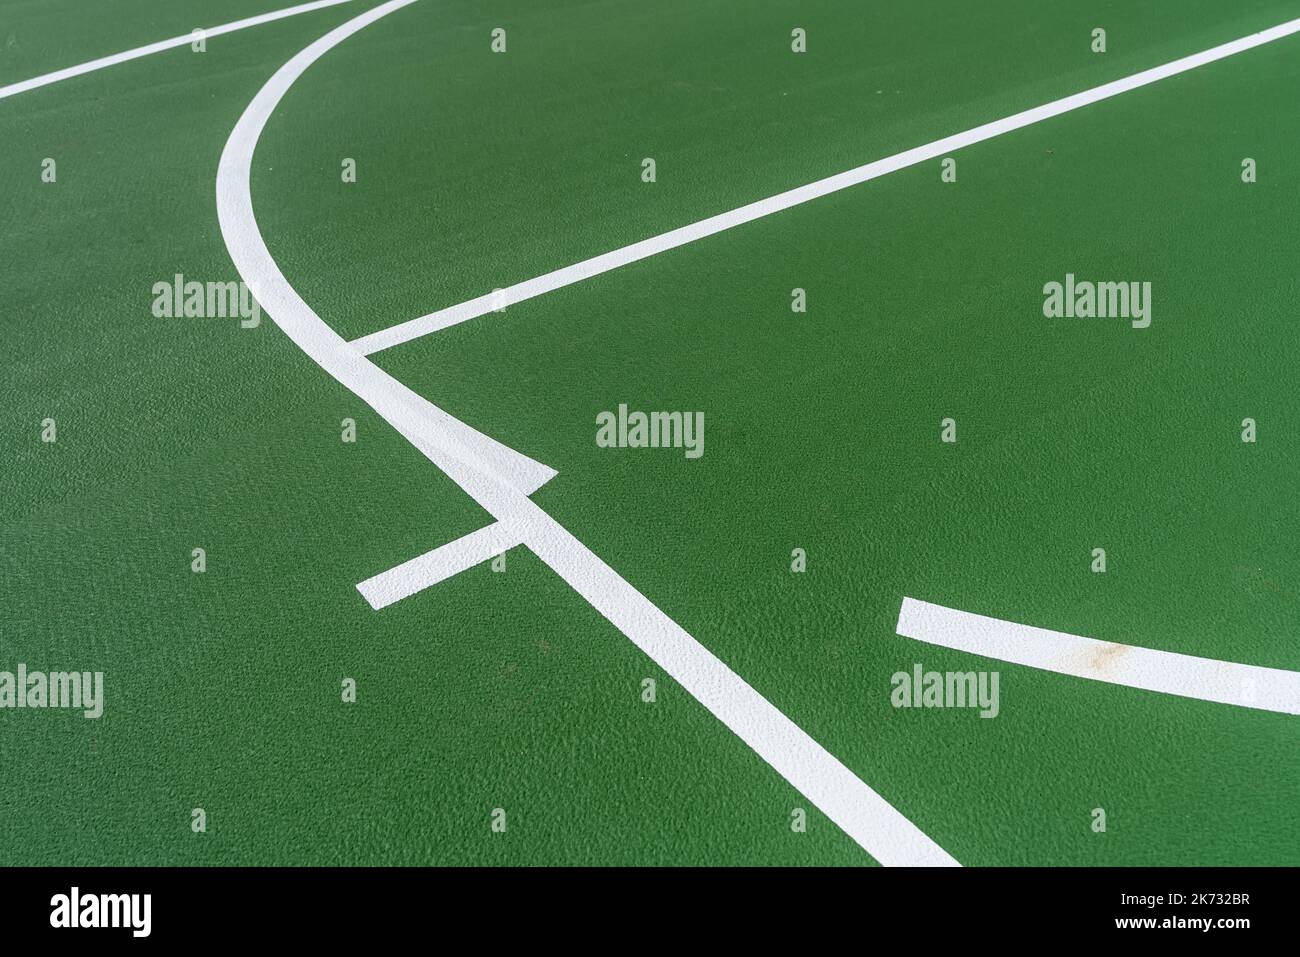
[2,0,1297,866]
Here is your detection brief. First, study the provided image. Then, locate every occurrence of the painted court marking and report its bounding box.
[0,0,355,101]
[357,522,520,610]
[349,13,1300,356]
[217,0,957,867]
[897,598,1300,715]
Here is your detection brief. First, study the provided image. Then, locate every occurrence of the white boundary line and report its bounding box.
[357,521,519,609]
[0,0,356,101]
[216,0,958,867]
[898,598,1300,714]
[350,13,1300,356]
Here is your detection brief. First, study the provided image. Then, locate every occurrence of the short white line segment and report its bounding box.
[357,522,520,610]
[349,13,1300,356]
[897,598,1300,714]
[217,0,957,866]
[0,0,356,101]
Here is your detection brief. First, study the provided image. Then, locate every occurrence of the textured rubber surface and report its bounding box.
[1,0,1297,865]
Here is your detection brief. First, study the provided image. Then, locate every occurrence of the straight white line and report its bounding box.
[357,521,520,609]
[897,598,1300,715]
[350,13,1300,356]
[217,0,958,866]
[0,0,356,101]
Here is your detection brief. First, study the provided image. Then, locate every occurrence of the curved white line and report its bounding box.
[215,0,958,866]
[215,0,553,496]
[899,598,1300,714]
[0,0,357,102]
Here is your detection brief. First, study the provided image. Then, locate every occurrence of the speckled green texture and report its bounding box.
[1,0,1297,865]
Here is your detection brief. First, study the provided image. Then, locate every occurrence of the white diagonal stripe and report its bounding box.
[350,14,1300,356]
[0,0,357,102]
[897,598,1300,714]
[357,522,520,609]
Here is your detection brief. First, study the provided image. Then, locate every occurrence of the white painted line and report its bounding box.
[350,14,1300,356]
[0,0,356,101]
[897,598,1300,715]
[217,0,957,866]
[215,5,556,496]
[357,521,520,609]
